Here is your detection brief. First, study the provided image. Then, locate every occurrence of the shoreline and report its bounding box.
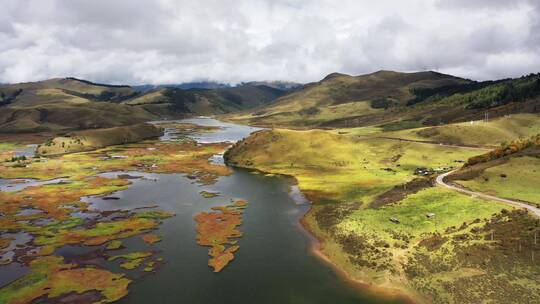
[227,159,421,303]
[298,209,419,304]
[219,119,423,303]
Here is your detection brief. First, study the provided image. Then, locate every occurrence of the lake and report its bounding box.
[1,117,404,304]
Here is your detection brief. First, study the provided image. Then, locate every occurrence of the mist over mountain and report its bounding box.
[133,81,232,93]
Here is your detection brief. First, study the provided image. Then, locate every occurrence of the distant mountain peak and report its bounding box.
[322,72,351,81]
[243,80,302,91]
[64,77,131,88]
[370,70,400,75]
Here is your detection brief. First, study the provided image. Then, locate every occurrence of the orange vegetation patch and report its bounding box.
[120,141,232,184]
[0,256,130,304]
[108,251,154,270]
[194,200,248,272]
[33,215,170,253]
[141,234,162,244]
[0,177,129,224]
[0,237,12,251]
[234,200,248,208]
[0,151,15,161]
[0,139,231,184]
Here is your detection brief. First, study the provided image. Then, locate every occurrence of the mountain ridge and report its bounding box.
[0,78,289,133]
[227,70,540,129]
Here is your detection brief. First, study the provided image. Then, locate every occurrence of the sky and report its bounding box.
[0,0,539,85]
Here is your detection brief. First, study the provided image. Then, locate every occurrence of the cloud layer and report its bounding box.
[1,0,539,84]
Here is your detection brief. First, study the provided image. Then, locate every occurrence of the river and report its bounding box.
[1,118,403,303]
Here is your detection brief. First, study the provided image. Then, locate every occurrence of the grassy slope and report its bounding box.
[225,127,539,303]
[125,84,286,117]
[227,129,481,204]
[0,78,136,108]
[0,78,157,133]
[456,156,540,205]
[386,113,540,147]
[444,133,540,207]
[228,71,540,129]
[36,123,163,155]
[228,70,470,127]
[0,102,158,133]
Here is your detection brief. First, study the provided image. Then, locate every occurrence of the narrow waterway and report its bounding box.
[106,118,401,303]
[1,118,404,303]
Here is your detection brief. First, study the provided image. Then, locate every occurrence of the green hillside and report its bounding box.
[228,71,540,129]
[0,77,138,107]
[0,78,287,133]
[36,123,163,156]
[447,134,540,206]
[126,84,286,117]
[228,70,470,127]
[384,113,540,147]
[0,78,154,133]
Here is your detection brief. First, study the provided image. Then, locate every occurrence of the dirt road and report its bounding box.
[436,170,540,217]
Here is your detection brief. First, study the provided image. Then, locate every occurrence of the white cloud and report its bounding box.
[0,0,538,84]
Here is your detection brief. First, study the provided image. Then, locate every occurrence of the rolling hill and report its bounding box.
[0,78,288,133]
[227,70,540,129]
[0,78,154,133]
[382,113,540,147]
[125,84,287,118]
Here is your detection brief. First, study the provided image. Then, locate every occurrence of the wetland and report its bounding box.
[0,118,402,304]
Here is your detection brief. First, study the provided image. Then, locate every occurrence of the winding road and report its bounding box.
[370,135,539,217]
[436,170,540,217]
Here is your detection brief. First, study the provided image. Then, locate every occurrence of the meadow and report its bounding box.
[225,116,540,303]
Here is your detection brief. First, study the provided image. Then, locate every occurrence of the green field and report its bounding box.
[226,126,540,304]
[226,128,480,205]
[456,156,540,205]
[340,188,505,240]
[386,114,540,147]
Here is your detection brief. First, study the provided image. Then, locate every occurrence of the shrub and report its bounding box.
[465,134,540,166]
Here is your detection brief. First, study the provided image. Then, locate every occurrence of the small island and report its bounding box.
[194,200,248,272]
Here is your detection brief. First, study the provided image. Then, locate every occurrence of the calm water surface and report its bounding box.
[2,117,403,304]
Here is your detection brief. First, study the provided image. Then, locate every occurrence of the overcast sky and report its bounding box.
[1,0,539,85]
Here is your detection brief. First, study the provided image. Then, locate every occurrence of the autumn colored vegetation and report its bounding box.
[0,127,232,302]
[194,200,248,272]
[465,134,540,166]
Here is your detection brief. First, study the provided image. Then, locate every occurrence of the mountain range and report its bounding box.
[0,78,292,133]
[1,70,539,133]
[228,70,540,129]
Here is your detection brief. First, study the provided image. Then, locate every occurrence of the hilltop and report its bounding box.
[227,70,540,129]
[0,78,153,133]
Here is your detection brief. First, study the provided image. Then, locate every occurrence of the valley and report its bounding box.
[0,78,290,133]
[0,118,408,304]
[3,1,539,302]
[0,71,539,304]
